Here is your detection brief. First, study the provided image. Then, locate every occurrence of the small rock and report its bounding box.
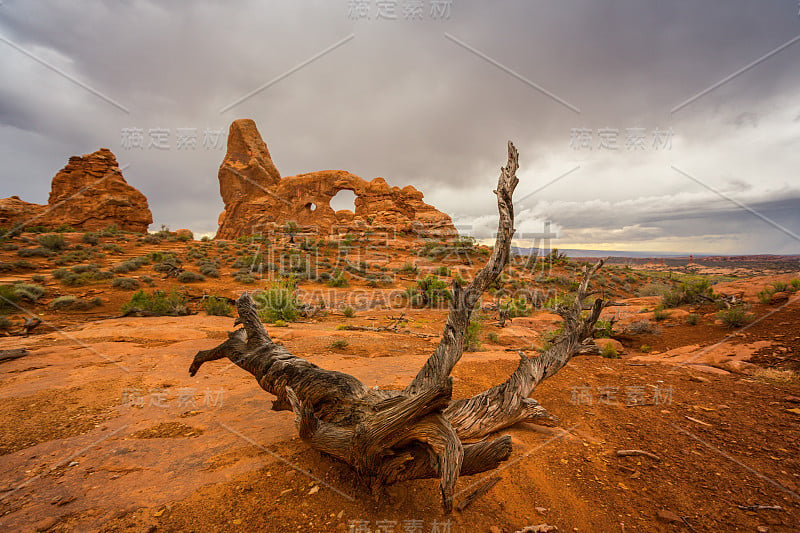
[515,525,558,533]
[67,461,78,467]
[656,509,682,523]
[489,527,502,533]
[308,485,319,495]
[756,527,770,533]
[784,395,800,404]
[535,507,548,515]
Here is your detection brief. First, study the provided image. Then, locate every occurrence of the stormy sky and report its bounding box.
[1,0,799,254]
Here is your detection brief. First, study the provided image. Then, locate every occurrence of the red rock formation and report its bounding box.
[0,148,152,233]
[215,120,457,239]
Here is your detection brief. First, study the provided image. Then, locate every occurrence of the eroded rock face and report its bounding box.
[0,148,152,233]
[215,119,456,239]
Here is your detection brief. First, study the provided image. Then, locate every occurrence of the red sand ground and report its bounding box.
[0,233,798,532]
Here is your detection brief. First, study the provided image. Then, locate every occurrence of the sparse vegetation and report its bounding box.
[254,279,299,323]
[600,342,619,358]
[342,306,356,318]
[202,296,233,317]
[112,277,141,290]
[176,271,206,283]
[331,339,349,349]
[718,305,753,328]
[406,275,452,308]
[686,313,699,326]
[122,289,188,316]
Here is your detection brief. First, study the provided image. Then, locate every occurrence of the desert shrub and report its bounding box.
[50,295,78,310]
[600,342,619,358]
[487,331,500,344]
[662,278,714,308]
[234,273,257,284]
[757,287,773,304]
[434,266,451,277]
[31,274,46,283]
[112,277,141,290]
[71,263,99,274]
[2,243,19,251]
[464,319,482,352]
[718,306,753,328]
[791,278,800,291]
[326,271,349,288]
[499,296,530,318]
[397,262,419,274]
[176,230,193,242]
[0,316,13,330]
[82,232,100,245]
[202,296,233,317]
[331,339,349,349]
[254,279,299,323]
[637,282,670,297]
[17,247,53,258]
[593,319,613,338]
[686,313,699,326]
[199,264,219,278]
[0,285,19,312]
[544,292,573,309]
[624,319,660,335]
[653,308,671,322]
[640,344,651,353]
[142,233,162,244]
[342,306,355,318]
[771,281,788,293]
[50,295,98,311]
[13,283,46,302]
[37,234,67,251]
[176,271,205,283]
[406,275,451,308]
[121,289,188,316]
[201,236,211,242]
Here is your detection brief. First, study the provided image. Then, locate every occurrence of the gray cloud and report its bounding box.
[0,0,798,252]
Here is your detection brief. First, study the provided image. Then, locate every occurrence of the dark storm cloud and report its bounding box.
[0,0,798,252]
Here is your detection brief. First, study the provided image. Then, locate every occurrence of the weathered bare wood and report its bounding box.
[0,348,29,363]
[616,449,661,461]
[189,141,605,511]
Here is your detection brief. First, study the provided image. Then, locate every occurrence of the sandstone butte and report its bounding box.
[0,148,152,233]
[215,119,458,240]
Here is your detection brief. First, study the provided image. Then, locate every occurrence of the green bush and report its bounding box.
[397,262,419,274]
[234,273,257,284]
[342,306,355,318]
[176,271,206,283]
[326,270,349,288]
[254,280,299,323]
[199,264,220,278]
[500,296,530,318]
[273,319,288,327]
[662,278,714,308]
[0,285,20,312]
[791,278,800,291]
[202,296,233,316]
[686,313,699,326]
[31,274,45,283]
[771,281,788,293]
[718,306,753,328]
[13,283,46,302]
[82,232,100,245]
[37,234,67,251]
[435,266,451,277]
[331,339,349,349]
[653,308,671,322]
[50,295,99,311]
[464,319,482,352]
[406,275,452,308]
[18,247,53,258]
[593,319,613,338]
[757,287,773,304]
[121,289,188,316]
[71,263,99,274]
[600,342,619,358]
[112,277,141,290]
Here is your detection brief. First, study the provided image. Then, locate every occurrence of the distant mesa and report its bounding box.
[0,148,152,233]
[215,119,457,239]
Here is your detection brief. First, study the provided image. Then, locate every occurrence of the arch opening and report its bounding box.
[330,189,357,213]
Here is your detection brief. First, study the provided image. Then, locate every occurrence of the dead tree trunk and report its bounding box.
[189,142,605,512]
